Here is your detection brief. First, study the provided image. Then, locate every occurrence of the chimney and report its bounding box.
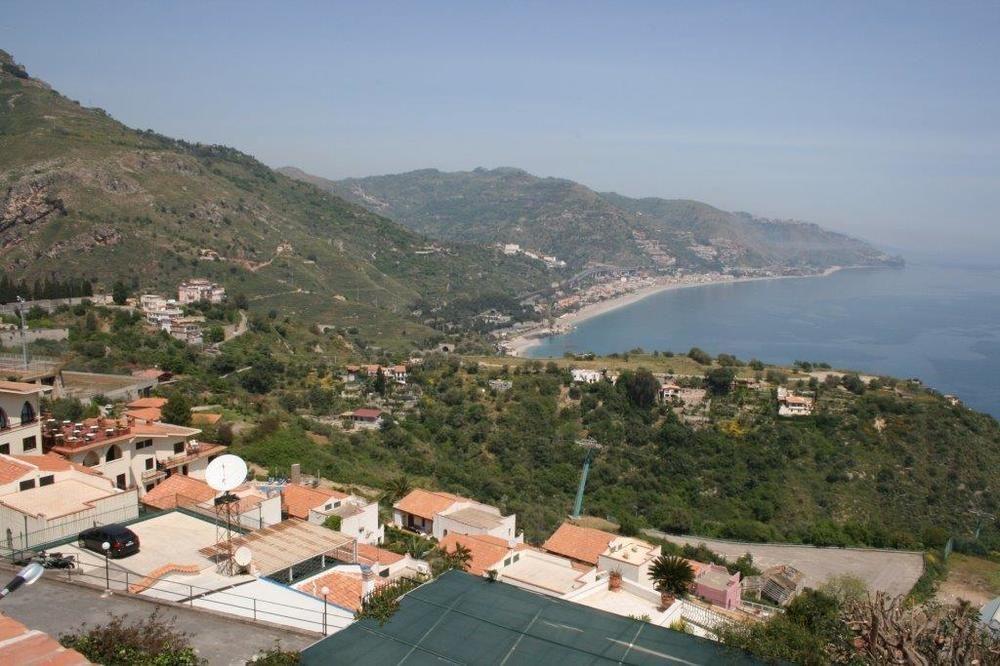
[290,463,301,485]
[361,565,376,596]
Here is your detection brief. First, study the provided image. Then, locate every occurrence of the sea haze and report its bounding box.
[526,263,1000,417]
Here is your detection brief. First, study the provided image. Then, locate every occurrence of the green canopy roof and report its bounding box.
[301,570,762,665]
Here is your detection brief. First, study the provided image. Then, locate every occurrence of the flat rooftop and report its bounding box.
[302,571,762,665]
[501,552,592,595]
[0,478,117,518]
[445,506,504,529]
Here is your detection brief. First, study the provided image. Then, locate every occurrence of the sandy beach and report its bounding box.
[506,266,847,357]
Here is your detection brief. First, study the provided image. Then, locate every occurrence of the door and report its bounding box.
[115,473,127,490]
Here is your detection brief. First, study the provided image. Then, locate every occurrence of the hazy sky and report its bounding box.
[4,2,999,257]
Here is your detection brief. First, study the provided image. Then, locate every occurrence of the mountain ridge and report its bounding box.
[0,50,548,348]
[280,165,902,272]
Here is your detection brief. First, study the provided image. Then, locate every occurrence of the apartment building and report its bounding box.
[0,381,48,456]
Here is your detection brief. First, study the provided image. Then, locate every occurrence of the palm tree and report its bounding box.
[384,474,412,503]
[648,555,694,610]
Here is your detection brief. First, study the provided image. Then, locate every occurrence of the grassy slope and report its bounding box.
[0,51,547,349]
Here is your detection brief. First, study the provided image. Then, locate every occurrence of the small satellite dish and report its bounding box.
[233,546,252,568]
[205,454,248,492]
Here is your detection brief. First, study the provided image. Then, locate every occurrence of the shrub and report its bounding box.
[60,610,203,666]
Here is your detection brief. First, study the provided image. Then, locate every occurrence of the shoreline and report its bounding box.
[506,266,850,357]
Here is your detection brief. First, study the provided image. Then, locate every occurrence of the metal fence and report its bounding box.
[1,492,141,555]
[31,557,343,635]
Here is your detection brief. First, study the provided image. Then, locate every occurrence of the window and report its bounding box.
[173,441,185,454]
[18,479,35,491]
[0,408,7,429]
[83,451,100,467]
[22,435,37,451]
[145,484,155,492]
[503,557,511,566]
[115,473,126,490]
[20,401,35,424]
[144,457,154,470]
[0,443,9,455]
[105,444,122,462]
[39,475,54,487]
[513,553,520,563]
[135,439,153,450]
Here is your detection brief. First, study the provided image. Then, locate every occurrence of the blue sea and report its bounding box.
[525,262,1000,417]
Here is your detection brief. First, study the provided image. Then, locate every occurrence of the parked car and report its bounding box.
[78,524,140,558]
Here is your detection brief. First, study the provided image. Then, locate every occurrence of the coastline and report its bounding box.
[506,266,849,357]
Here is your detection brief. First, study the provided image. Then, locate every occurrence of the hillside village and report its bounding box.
[0,284,998,663]
[1,47,998,664]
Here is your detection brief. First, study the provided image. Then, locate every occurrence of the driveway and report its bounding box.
[0,576,317,665]
[645,529,924,598]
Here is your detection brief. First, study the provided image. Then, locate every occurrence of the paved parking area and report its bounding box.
[646,530,924,598]
[0,576,316,665]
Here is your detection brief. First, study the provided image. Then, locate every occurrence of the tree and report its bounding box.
[59,610,203,666]
[619,368,660,409]
[648,555,694,608]
[687,347,712,365]
[384,474,412,503]
[430,542,472,577]
[204,326,225,344]
[111,280,129,305]
[373,368,388,396]
[161,393,192,427]
[705,367,736,395]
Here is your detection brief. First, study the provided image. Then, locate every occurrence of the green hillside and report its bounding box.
[281,166,902,272]
[0,50,547,348]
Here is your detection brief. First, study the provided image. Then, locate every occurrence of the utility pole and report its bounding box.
[571,437,603,519]
[15,295,28,370]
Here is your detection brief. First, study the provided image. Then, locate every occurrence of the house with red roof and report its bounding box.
[339,407,384,429]
[282,483,383,544]
[392,488,521,545]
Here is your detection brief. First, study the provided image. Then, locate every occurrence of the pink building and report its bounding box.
[689,561,741,609]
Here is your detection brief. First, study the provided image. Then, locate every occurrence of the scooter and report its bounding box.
[14,550,76,569]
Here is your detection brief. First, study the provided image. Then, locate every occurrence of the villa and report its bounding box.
[393,488,521,544]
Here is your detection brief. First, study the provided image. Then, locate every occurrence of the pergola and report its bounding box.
[199,519,357,578]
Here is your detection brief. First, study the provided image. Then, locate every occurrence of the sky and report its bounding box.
[4,1,999,258]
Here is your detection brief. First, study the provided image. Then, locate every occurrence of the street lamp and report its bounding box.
[0,563,44,601]
[321,586,329,634]
[102,541,111,596]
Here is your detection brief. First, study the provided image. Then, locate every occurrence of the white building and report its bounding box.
[777,387,814,417]
[0,463,138,551]
[393,488,521,545]
[0,381,48,457]
[502,244,521,255]
[284,483,383,545]
[571,369,603,384]
[139,294,168,312]
[43,417,225,495]
[177,279,226,305]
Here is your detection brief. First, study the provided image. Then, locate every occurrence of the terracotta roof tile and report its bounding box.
[0,380,49,395]
[282,483,348,520]
[0,456,34,485]
[440,533,511,576]
[356,543,404,567]
[297,571,365,611]
[541,522,616,565]
[126,397,168,409]
[0,614,91,664]
[11,453,101,477]
[393,488,465,521]
[141,475,216,510]
[126,407,162,422]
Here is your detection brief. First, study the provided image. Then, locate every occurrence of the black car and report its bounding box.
[78,524,140,558]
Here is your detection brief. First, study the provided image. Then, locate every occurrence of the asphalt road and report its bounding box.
[645,529,924,598]
[0,576,317,665]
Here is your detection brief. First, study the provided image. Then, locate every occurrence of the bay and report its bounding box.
[525,263,1000,417]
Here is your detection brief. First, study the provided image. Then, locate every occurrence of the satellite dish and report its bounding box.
[233,546,252,568]
[205,454,248,492]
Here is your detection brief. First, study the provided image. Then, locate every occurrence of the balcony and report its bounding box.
[141,468,167,483]
[160,442,227,470]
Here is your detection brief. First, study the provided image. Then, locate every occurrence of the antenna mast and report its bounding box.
[571,437,602,519]
[16,295,28,370]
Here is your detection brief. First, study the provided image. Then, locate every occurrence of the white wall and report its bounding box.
[0,390,42,455]
[0,488,138,551]
[433,502,519,544]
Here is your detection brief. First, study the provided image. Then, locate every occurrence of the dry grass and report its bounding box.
[936,554,1000,607]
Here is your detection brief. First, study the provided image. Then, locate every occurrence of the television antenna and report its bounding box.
[571,437,603,519]
[206,455,248,575]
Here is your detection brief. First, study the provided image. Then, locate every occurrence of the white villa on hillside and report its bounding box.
[393,488,522,545]
[0,381,49,456]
